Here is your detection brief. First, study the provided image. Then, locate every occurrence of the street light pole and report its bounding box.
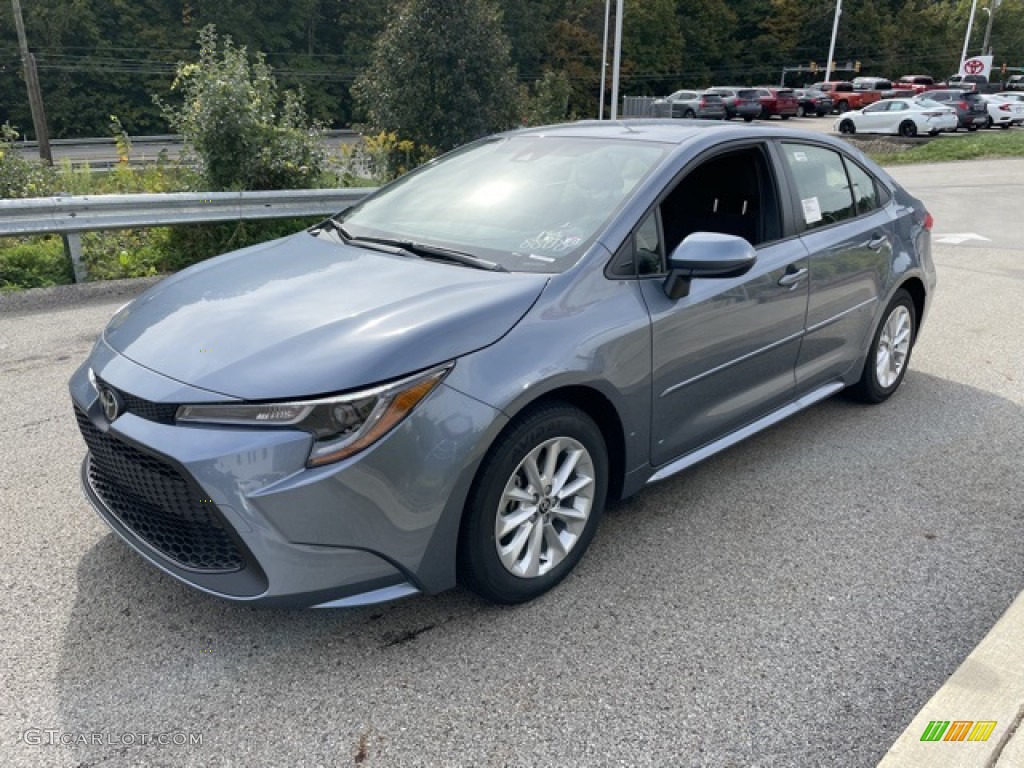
[610,0,624,120]
[599,0,610,119]
[960,0,979,74]
[981,0,1002,57]
[824,0,842,83]
[10,0,52,163]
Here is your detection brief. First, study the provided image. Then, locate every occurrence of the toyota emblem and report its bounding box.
[99,386,123,422]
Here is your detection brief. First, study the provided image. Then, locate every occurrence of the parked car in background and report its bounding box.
[979,93,1024,128]
[69,120,936,607]
[651,90,727,120]
[754,87,799,119]
[835,97,957,136]
[924,89,989,130]
[897,75,939,94]
[994,91,1024,103]
[707,87,763,121]
[852,77,906,99]
[813,81,882,112]
[1005,75,1024,91]
[793,88,834,117]
[946,74,989,92]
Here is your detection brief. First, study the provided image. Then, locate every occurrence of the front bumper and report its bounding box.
[70,343,504,607]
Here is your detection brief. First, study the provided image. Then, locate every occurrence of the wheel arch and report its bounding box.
[898,275,927,335]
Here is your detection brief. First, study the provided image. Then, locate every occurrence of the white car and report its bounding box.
[835,97,957,137]
[980,94,1024,128]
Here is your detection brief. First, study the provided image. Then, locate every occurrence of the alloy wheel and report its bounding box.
[494,437,595,578]
[875,305,912,388]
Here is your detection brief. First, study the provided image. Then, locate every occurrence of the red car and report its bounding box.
[897,75,941,94]
[754,87,799,119]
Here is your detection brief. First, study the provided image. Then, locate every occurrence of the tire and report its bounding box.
[967,124,978,132]
[898,120,917,137]
[986,116,994,129]
[848,289,916,404]
[928,129,939,136]
[839,119,856,134]
[683,108,696,119]
[781,114,790,120]
[458,402,608,604]
[1000,123,1010,129]
[837,100,850,113]
[743,116,754,123]
[796,105,806,117]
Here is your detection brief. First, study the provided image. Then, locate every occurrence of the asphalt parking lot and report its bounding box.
[1,158,1022,767]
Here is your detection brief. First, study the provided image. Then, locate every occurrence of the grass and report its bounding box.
[869,128,1024,165]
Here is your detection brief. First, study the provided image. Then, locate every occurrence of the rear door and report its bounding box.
[777,141,895,391]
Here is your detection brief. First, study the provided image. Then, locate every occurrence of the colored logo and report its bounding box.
[920,720,997,742]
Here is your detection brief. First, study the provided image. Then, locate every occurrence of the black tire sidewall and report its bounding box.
[459,403,608,604]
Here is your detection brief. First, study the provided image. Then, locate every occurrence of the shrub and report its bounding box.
[0,237,73,291]
[157,25,325,192]
[0,123,57,199]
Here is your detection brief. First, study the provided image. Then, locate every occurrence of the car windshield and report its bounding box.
[335,136,668,274]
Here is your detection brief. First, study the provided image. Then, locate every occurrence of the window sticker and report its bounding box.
[802,196,822,224]
[520,226,584,253]
[792,151,808,163]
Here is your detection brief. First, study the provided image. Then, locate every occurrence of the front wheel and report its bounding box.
[839,119,856,134]
[967,124,979,132]
[898,120,918,137]
[781,114,790,120]
[837,100,850,113]
[683,108,696,119]
[849,289,916,404]
[743,116,754,123]
[459,402,608,604]
[796,105,806,117]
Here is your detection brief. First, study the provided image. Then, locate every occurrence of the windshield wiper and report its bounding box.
[311,220,421,260]
[353,236,507,272]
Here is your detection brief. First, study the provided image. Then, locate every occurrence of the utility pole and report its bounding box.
[981,0,1002,57]
[10,0,52,164]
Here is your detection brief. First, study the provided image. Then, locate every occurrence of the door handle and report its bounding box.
[778,266,808,287]
[866,234,887,251]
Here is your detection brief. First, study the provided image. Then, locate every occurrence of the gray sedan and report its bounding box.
[70,121,936,607]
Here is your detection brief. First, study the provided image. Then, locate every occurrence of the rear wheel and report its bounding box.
[839,119,856,134]
[986,116,994,128]
[967,124,979,131]
[683,108,696,119]
[796,105,806,117]
[781,114,790,120]
[849,289,916,404]
[1000,123,1010,129]
[743,115,754,123]
[458,402,608,604]
[898,120,918,137]
[837,100,850,113]
[928,129,940,136]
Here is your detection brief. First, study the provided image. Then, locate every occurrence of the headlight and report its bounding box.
[175,364,452,467]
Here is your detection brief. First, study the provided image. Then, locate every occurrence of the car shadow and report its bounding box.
[53,370,1024,764]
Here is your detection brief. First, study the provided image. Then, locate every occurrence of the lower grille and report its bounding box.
[75,409,244,572]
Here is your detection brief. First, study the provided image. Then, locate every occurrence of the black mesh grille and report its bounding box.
[95,376,178,425]
[75,409,244,572]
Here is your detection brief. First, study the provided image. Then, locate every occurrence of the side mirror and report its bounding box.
[663,232,757,300]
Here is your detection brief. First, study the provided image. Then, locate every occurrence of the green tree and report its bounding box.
[156,25,325,190]
[352,0,519,151]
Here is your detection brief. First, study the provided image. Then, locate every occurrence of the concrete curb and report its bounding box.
[877,591,1024,767]
[0,275,163,314]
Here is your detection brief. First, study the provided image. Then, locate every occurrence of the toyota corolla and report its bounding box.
[70,121,935,607]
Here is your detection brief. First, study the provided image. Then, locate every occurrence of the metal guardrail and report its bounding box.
[0,187,375,283]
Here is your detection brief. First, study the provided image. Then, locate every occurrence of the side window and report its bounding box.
[782,143,855,230]
[634,211,662,276]
[843,159,881,215]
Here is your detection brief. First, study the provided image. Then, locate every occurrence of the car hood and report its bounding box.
[104,232,549,400]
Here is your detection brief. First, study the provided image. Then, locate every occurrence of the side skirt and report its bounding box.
[646,381,846,484]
